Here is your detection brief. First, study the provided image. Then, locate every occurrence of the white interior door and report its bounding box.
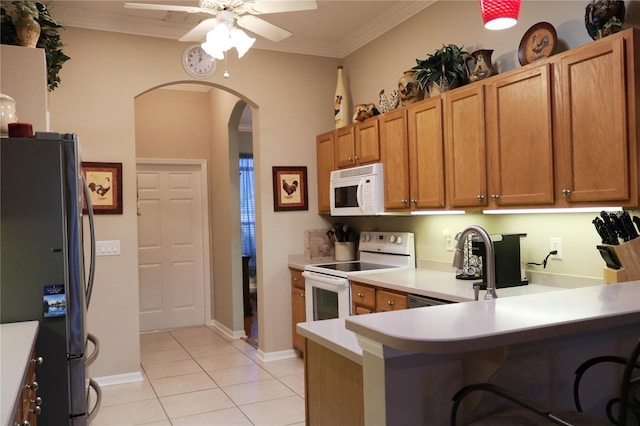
[137,162,207,331]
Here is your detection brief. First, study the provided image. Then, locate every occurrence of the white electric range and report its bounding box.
[303,232,415,321]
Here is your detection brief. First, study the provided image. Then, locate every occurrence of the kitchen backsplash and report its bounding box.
[324,211,628,283]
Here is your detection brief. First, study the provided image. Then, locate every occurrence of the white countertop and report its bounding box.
[297,318,362,365]
[291,259,572,361]
[347,268,564,302]
[1,321,39,426]
[345,281,640,354]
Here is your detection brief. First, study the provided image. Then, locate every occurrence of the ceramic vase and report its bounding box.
[398,70,424,106]
[466,49,499,83]
[334,66,349,129]
[15,16,41,47]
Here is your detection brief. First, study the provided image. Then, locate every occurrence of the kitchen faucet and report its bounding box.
[452,225,497,300]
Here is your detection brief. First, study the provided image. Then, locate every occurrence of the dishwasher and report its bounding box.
[407,293,456,308]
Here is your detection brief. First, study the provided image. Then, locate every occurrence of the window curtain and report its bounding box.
[239,154,256,276]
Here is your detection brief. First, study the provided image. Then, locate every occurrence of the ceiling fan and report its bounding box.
[124,0,318,43]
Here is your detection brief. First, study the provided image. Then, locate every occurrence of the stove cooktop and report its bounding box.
[312,262,399,273]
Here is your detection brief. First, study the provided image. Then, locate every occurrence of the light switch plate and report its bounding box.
[96,240,120,256]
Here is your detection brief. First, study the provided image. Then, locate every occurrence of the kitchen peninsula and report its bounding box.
[298,281,640,425]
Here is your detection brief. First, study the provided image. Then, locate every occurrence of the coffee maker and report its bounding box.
[456,233,528,289]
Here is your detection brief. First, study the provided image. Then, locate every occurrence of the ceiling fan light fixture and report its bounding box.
[230,27,256,58]
[200,9,255,60]
[479,0,521,30]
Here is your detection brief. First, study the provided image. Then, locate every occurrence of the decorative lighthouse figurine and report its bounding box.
[334,66,349,129]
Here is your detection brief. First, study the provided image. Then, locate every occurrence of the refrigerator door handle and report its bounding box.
[82,175,97,308]
[85,333,100,367]
[87,378,102,424]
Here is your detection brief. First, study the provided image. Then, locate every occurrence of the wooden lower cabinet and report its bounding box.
[304,339,364,426]
[13,346,40,426]
[376,288,408,312]
[351,282,375,314]
[351,281,408,313]
[290,268,306,355]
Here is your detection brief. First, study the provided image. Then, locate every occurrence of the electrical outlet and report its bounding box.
[443,229,455,251]
[550,237,562,260]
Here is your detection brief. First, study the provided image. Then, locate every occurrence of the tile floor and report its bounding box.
[91,326,305,426]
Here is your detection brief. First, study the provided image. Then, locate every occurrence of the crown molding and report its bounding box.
[51,2,435,59]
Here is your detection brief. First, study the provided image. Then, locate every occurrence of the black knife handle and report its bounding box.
[633,216,640,235]
[600,212,620,244]
[610,213,631,241]
[620,211,639,239]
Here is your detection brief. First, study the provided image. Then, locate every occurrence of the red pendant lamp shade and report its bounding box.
[480,0,521,30]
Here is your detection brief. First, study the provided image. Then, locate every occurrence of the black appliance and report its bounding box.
[1,133,101,425]
[476,233,527,289]
[456,233,528,289]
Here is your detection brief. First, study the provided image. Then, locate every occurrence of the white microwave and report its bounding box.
[330,163,384,216]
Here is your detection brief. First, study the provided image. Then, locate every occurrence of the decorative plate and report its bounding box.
[518,22,558,66]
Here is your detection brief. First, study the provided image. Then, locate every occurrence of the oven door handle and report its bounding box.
[302,271,349,288]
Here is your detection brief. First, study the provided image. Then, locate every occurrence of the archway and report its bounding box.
[134,82,257,338]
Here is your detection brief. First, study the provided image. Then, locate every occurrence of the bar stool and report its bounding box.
[451,338,640,425]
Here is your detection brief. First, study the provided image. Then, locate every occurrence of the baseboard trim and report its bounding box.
[93,371,144,387]
[257,348,299,362]
[211,319,246,340]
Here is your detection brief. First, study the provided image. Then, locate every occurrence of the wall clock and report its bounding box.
[182,45,216,79]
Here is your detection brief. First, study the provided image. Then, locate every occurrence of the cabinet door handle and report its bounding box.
[401,199,408,204]
[25,381,39,391]
[411,199,418,204]
[29,406,42,416]
[491,194,500,200]
[476,194,485,201]
[387,300,394,306]
[357,292,364,298]
[31,397,42,406]
[31,356,43,365]
[354,155,359,161]
[299,293,305,297]
[562,189,571,196]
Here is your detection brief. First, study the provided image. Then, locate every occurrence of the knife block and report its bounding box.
[602,237,640,284]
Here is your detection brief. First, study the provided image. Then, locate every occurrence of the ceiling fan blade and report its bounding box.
[245,0,317,15]
[124,3,206,14]
[237,15,291,42]
[179,18,218,42]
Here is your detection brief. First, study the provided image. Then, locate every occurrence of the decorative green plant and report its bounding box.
[411,44,469,93]
[1,1,70,91]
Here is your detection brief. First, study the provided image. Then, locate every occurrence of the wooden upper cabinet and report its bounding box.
[556,33,637,206]
[408,97,446,209]
[355,118,381,165]
[335,120,381,169]
[380,109,410,211]
[486,63,555,207]
[444,84,488,209]
[335,124,356,169]
[316,131,335,214]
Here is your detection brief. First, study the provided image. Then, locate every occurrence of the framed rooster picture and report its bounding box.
[81,162,123,214]
[272,166,308,212]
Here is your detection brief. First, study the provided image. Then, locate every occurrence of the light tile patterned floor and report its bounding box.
[91,326,305,426]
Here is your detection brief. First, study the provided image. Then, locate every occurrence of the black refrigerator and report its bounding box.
[1,133,101,425]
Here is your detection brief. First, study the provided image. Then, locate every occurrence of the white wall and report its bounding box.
[47,28,335,378]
